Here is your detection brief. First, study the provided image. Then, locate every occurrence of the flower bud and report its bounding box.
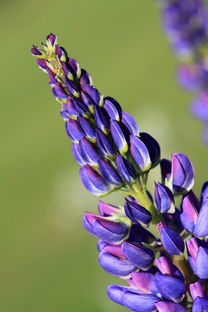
[71,143,86,165]
[65,119,84,142]
[155,273,185,303]
[79,137,99,166]
[52,83,68,100]
[96,129,115,158]
[154,182,175,213]
[82,212,129,243]
[82,84,102,106]
[80,164,109,196]
[121,112,139,136]
[98,201,120,216]
[130,135,151,171]
[180,191,199,233]
[122,290,159,312]
[94,106,110,133]
[157,222,184,255]
[103,97,122,121]
[79,69,92,86]
[78,116,95,139]
[110,120,128,155]
[124,198,152,225]
[98,157,122,186]
[189,281,207,301]
[99,250,136,277]
[139,132,161,169]
[116,154,136,183]
[170,153,194,194]
[122,242,154,270]
[131,272,157,295]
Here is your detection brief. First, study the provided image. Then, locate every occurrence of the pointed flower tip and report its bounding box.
[171,153,194,194]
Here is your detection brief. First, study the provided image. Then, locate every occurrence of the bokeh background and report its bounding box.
[1,0,208,311]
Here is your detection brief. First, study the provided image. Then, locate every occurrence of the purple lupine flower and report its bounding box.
[32,34,208,312]
[31,33,161,197]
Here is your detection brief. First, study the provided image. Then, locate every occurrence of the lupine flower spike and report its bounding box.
[31,34,208,312]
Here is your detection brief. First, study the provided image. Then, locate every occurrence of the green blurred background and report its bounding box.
[1,0,208,311]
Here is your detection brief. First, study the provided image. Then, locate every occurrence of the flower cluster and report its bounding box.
[158,0,208,143]
[32,34,208,311]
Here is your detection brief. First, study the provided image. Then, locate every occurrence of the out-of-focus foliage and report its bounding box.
[0,0,208,311]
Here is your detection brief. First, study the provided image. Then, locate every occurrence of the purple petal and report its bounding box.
[201,181,208,203]
[156,301,186,312]
[194,199,208,237]
[98,157,122,186]
[96,129,115,158]
[79,137,99,165]
[196,247,208,279]
[82,84,102,105]
[94,218,129,242]
[122,242,154,270]
[46,33,57,46]
[192,297,208,312]
[155,273,185,303]
[130,135,151,171]
[52,83,68,100]
[139,132,160,169]
[94,106,110,132]
[68,57,80,77]
[121,112,139,136]
[154,182,175,213]
[110,120,128,155]
[171,153,194,194]
[189,281,207,300]
[124,198,152,225]
[98,201,119,216]
[78,116,95,139]
[107,285,124,306]
[79,69,92,86]
[180,191,199,233]
[99,251,136,277]
[72,143,86,165]
[31,45,42,56]
[104,97,122,121]
[65,119,84,142]
[131,272,158,295]
[80,164,109,196]
[122,290,159,312]
[158,223,184,255]
[116,154,136,183]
